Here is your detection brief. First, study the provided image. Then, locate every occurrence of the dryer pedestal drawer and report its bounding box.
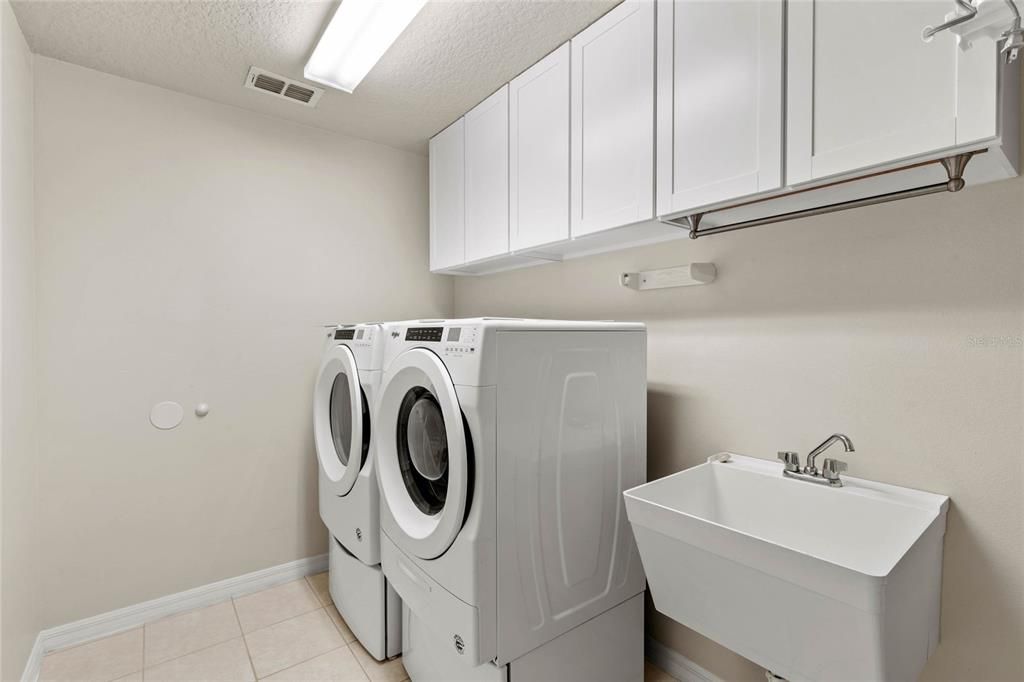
[402,605,508,682]
[381,533,491,666]
[329,535,402,660]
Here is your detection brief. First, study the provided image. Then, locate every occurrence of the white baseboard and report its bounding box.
[645,636,723,682]
[21,553,328,682]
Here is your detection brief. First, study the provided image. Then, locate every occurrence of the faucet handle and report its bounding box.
[822,458,848,481]
[777,451,801,472]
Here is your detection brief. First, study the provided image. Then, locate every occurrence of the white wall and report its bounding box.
[32,57,452,634]
[0,1,37,679]
[455,173,1024,680]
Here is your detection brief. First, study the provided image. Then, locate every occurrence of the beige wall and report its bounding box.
[455,175,1024,680]
[31,57,451,641]
[13,27,1024,682]
[1,1,38,679]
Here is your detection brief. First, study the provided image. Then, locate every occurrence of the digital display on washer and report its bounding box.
[447,327,461,342]
[334,329,355,340]
[405,327,444,342]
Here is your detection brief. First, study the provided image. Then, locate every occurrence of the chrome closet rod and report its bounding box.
[664,153,974,240]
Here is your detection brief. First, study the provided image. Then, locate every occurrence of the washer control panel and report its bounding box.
[442,325,479,357]
[405,327,444,342]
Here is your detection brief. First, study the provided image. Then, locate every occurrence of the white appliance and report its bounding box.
[313,323,401,660]
[375,318,647,681]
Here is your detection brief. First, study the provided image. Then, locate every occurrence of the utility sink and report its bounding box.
[624,453,949,682]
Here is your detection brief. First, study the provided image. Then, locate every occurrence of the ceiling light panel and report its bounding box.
[304,0,428,94]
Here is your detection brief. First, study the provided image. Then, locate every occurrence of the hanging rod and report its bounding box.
[661,153,974,240]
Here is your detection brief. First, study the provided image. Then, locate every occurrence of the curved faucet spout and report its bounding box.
[804,433,855,475]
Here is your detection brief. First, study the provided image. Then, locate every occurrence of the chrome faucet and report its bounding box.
[805,433,855,475]
[777,433,855,488]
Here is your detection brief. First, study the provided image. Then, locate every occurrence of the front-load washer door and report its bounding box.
[314,344,370,497]
[376,348,469,560]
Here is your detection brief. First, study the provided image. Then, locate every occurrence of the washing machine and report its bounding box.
[313,323,401,660]
[375,318,647,681]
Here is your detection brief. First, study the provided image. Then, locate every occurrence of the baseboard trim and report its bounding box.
[21,553,328,682]
[645,636,723,682]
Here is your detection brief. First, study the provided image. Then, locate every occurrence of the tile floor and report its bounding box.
[39,573,679,681]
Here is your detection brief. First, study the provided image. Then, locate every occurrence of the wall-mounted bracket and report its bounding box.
[620,263,717,290]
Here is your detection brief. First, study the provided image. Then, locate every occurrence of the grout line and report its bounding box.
[235,580,322,636]
[140,637,249,677]
[350,638,372,680]
[254,645,349,681]
[259,611,344,679]
[243,607,346,679]
[231,599,260,682]
[140,622,146,680]
[304,573,333,608]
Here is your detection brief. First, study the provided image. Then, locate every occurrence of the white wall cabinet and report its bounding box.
[509,43,570,252]
[429,0,1017,275]
[571,0,655,238]
[786,0,997,185]
[429,119,465,272]
[464,85,510,262]
[656,0,783,215]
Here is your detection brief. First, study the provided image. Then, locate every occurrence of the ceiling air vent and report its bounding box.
[244,67,324,108]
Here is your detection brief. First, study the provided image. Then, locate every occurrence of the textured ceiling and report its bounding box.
[11,0,619,154]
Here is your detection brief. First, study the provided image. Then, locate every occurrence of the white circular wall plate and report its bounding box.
[150,401,184,430]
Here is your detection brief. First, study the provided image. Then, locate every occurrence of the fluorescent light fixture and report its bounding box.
[305,0,428,93]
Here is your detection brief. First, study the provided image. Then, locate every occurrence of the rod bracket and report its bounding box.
[940,152,973,191]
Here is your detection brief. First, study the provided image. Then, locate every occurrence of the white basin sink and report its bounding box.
[624,453,949,682]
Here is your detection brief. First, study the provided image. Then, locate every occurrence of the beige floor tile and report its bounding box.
[325,604,357,644]
[349,640,407,682]
[144,637,254,681]
[40,628,143,682]
[144,600,242,666]
[111,674,143,682]
[234,579,322,633]
[245,609,344,678]
[306,572,333,607]
[644,660,679,682]
[263,647,368,681]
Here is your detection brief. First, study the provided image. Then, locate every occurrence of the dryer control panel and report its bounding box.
[332,327,376,344]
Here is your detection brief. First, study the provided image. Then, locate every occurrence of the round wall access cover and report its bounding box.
[150,401,184,430]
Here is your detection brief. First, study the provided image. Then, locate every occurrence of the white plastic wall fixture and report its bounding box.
[620,263,716,290]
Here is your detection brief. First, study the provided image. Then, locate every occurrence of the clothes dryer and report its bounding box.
[314,323,401,659]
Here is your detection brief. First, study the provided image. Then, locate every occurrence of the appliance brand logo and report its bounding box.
[453,634,465,654]
[391,331,400,338]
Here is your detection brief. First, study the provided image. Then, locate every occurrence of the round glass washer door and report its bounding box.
[376,348,469,560]
[313,344,369,496]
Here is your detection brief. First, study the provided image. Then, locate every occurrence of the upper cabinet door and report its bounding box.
[464,85,510,262]
[787,0,992,185]
[509,43,570,252]
[429,119,465,272]
[656,0,783,216]
[571,0,655,238]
